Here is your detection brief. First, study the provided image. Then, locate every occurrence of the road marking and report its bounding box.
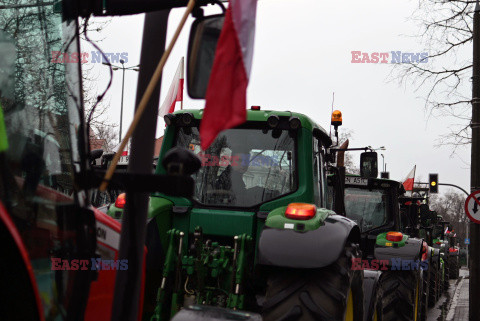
[446,277,465,321]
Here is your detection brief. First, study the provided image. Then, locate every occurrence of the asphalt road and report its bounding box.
[427,267,469,321]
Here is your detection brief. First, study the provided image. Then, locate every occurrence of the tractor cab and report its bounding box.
[399,195,430,239]
[344,175,404,259]
[157,108,333,212]
[432,217,449,248]
[174,118,297,207]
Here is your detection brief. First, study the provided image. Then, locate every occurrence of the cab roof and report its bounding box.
[172,108,331,144]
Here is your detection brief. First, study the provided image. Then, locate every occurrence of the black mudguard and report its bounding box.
[374,237,423,263]
[258,214,360,269]
[363,270,382,321]
[171,305,261,321]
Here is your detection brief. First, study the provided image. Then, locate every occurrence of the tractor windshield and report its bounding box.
[174,126,297,207]
[345,188,389,231]
[432,225,444,240]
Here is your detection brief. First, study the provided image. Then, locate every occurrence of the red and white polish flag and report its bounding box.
[159,57,184,117]
[113,142,129,157]
[200,0,258,150]
[403,165,416,192]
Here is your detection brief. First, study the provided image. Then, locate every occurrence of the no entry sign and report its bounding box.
[465,190,480,224]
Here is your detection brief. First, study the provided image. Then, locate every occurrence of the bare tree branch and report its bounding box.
[391,0,475,149]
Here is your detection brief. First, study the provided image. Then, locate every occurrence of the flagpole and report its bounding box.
[180,56,184,110]
[99,0,196,192]
[413,165,416,190]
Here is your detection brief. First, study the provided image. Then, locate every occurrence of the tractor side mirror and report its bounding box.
[89,149,104,168]
[187,14,225,99]
[89,149,104,162]
[360,152,378,178]
[162,147,201,176]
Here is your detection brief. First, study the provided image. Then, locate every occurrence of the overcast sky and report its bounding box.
[81,0,472,195]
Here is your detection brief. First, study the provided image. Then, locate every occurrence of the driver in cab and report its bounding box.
[215,148,250,204]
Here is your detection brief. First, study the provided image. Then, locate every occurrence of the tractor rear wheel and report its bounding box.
[437,260,444,299]
[367,281,383,321]
[262,244,363,321]
[449,256,459,279]
[428,260,438,307]
[379,270,421,321]
[443,259,450,290]
[419,269,429,321]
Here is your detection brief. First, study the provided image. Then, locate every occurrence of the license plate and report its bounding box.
[118,155,129,165]
[345,176,368,186]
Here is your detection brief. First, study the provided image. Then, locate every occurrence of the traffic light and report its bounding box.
[429,173,438,193]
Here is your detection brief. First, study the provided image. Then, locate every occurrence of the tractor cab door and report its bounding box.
[313,136,330,209]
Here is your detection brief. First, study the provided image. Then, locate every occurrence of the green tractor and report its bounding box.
[399,194,443,309]
[445,228,460,279]
[344,173,427,321]
[431,218,452,291]
[132,108,366,321]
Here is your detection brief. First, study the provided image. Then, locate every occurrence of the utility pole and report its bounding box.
[102,61,139,143]
[467,221,469,268]
[470,1,480,320]
[120,60,125,143]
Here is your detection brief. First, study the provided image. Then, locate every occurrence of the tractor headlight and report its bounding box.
[164,114,176,126]
[289,117,301,130]
[181,113,194,126]
[267,115,280,128]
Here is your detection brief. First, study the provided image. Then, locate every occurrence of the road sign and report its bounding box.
[466,238,471,244]
[465,190,480,224]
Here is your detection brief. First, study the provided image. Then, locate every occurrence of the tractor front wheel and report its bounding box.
[262,244,363,321]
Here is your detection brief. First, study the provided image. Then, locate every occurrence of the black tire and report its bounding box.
[449,256,459,279]
[367,282,384,321]
[428,260,438,307]
[437,260,444,300]
[443,258,450,290]
[419,268,429,321]
[379,270,421,321]
[262,244,364,321]
[454,257,460,278]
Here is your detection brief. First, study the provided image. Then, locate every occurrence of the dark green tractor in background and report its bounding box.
[399,193,445,309]
[431,217,453,291]
[344,173,427,321]
[138,108,365,321]
[445,228,460,279]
